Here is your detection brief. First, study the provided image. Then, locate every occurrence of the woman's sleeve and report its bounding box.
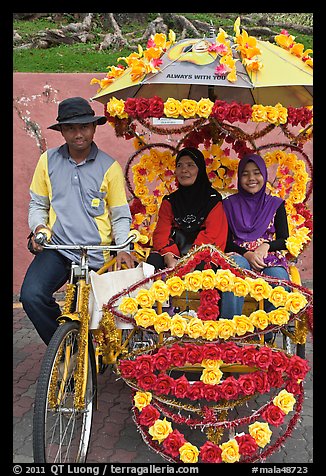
[268,202,289,251]
[152,199,180,257]
[193,202,228,251]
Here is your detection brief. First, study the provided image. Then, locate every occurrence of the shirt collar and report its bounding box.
[59,142,98,162]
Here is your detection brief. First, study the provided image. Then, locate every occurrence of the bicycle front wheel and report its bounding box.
[33,321,97,463]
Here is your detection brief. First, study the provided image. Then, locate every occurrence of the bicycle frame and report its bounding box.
[42,234,138,410]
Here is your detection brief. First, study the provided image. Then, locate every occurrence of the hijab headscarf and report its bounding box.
[223,153,283,242]
[165,147,222,233]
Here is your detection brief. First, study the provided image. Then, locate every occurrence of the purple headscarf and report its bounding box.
[223,154,283,242]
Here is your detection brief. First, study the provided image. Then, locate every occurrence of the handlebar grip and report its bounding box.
[34,227,52,245]
[34,232,49,245]
[128,230,148,244]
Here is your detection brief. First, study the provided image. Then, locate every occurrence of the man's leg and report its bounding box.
[220,254,251,319]
[20,250,71,345]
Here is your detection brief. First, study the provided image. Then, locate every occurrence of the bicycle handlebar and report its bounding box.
[37,231,139,252]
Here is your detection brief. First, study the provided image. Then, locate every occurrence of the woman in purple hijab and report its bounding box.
[220,153,290,328]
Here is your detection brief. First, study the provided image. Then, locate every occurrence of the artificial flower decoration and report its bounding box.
[89,17,313,465]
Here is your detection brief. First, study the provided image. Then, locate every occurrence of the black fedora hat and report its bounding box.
[48,96,107,131]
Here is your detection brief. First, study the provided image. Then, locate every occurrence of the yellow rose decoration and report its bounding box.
[166,276,185,296]
[201,359,223,369]
[265,106,280,125]
[285,292,308,314]
[200,367,223,385]
[134,308,157,328]
[249,422,272,448]
[183,270,203,292]
[269,286,289,308]
[250,309,269,330]
[170,314,187,337]
[106,97,128,119]
[251,104,268,123]
[186,317,205,339]
[179,442,199,463]
[246,277,273,301]
[149,418,173,444]
[201,269,217,290]
[197,98,214,118]
[215,269,234,292]
[233,314,255,336]
[203,320,220,341]
[150,280,170,303]
[273,389,296,414]
[118,297,138,315]
[220,439,240,463]
[135,289,156,308]
[164,98,181,118]
[180,99,198,118]
[232,277,251,297]
[153,312,171,333]
[134,391,152,411]
[215,318,236,340]
[268,308,290,326]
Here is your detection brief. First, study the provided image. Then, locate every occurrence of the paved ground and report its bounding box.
[13,304,313,465]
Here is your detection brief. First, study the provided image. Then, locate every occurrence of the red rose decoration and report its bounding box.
[124,98,138,117]
[220,376,239,400]
[211,100,229,121]
[235,434,258,456]
[137,373,157,391]
[271,351,289,373]
[200,441,222,463]
[200,289,220,306]
[162,429,186,458]
[119,360,136,379]
[154,373,174,395]
[238,373,257,396]
[204,384,221,402]
[240,103,253,123]
[187,381,204,400]
[220,341,240,363]
[173,375,190,399]
[136,98,151,118]
[197,303,219,321]
[154,348,171,371]
[184,343,203,364]
[254,371,271,394]
[139,404,160,427]
[149,96,164,118]
[286,355,310,380]
[170,343,186,367]
[255,347,273,370]
[262,403,286,427]
[285,380,301,395]
[202,343,222,361]
[226,101,243,123]
[241,346,259,366]
[135,354,155,376]
[266,368,284,389]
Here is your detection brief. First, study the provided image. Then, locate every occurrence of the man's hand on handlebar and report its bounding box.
[116,251,135,270]
[31,225,52,253]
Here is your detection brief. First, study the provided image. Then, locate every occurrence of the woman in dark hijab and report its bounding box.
[221,153,290,319]
[147,147,228,270]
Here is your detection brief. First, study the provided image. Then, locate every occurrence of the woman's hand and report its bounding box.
[116,251,135,270]
[163,252,178,269]
[244,242,270,272]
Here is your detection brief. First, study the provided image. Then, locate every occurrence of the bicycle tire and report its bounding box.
[33,321,97,463]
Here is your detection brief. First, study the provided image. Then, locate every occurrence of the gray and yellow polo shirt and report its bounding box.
[28,142,131,269]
